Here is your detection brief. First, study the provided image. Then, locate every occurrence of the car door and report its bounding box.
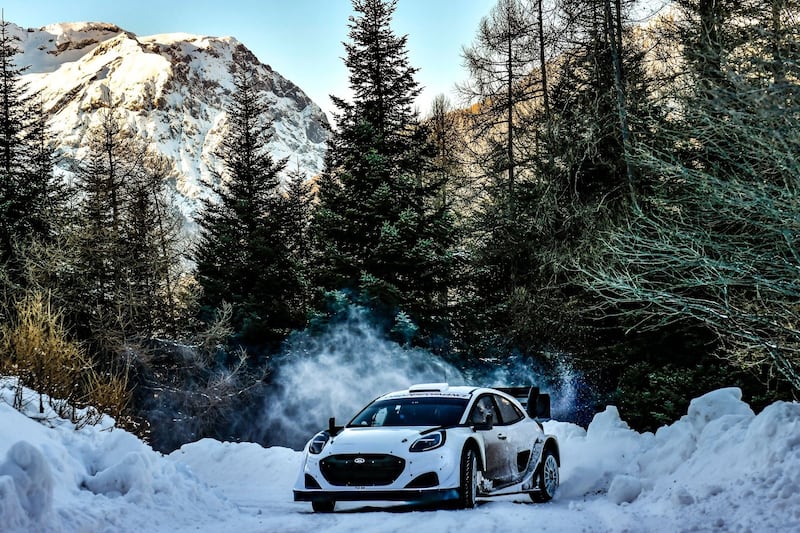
[469,395,511,481]
[492,393,539,482]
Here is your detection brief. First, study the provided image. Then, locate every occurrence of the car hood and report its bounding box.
[325,426,432,455]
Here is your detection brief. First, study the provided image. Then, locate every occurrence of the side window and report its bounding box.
[494,394,523,425]
[469,395,500,425]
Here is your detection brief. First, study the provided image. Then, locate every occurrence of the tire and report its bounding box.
[312,500,335,513]
[456,446,478,509]
[530,449,559,503]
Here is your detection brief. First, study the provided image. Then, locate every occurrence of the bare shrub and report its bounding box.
[81,360,131,425]
[0,291,90,414]
[0,290,132,426]
[195,302,234,365]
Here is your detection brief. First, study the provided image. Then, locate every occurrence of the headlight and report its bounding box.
[308,431,329,454]
[410,430,445,452]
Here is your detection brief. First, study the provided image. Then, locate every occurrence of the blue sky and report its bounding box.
[2,0,493,121]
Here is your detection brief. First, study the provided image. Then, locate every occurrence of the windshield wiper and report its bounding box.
[419,423,467,435]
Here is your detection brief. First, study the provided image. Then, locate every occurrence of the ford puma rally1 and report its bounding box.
[293,383,559,512]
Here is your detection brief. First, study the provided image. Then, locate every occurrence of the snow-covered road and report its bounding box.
[3,379,798,532]
[169,440,636,533]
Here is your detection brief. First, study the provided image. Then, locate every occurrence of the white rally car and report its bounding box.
[293,383,559,512]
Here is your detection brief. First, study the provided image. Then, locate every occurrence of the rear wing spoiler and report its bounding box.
[495,386,551,420]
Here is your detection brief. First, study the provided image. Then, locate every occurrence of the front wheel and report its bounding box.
[456,446,478,509]
[530,449,559,503]
[312,500,335,513]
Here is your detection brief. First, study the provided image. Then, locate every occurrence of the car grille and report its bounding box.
[320,454,406,486]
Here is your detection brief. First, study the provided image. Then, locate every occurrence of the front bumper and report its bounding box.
[294,442,463,503]
[293,487,459,503]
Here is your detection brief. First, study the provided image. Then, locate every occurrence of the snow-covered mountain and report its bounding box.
[11,21,330,220]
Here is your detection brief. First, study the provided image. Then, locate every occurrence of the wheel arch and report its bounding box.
[543,436,560,466]
[463,436,486,472]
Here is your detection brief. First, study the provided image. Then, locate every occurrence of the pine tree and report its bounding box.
[22,96,68,240]
[282,164,314,318]
[0,21,27,256]
[310,0,454,346]
[0,19,65,271]
[194,66,300,347]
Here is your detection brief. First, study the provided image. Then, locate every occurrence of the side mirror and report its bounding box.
[473,413,493,431]
[328,417,344,436]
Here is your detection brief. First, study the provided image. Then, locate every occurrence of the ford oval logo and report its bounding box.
[354,457,366,464]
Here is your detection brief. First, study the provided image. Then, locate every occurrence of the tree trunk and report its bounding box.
[538,0,553,167]
[506,16,515,213]
[771,0,786,86]
[604,0,636,208]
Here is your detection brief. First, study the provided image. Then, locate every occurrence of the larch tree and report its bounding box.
[454,0,662,360]
[122,150,182,337]
[66,102,183,357]
[581,0,800,390]
[456,0,565,357]
[460,0,540,209]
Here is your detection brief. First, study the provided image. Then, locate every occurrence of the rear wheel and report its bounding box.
[312,500,335,513]
[457,446,478,509]
[530,449,559,503]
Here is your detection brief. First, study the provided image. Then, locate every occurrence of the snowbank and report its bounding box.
[1,378,799,532]
[548,387,800,531]
[0,379,231,532]
[0,440,52,527]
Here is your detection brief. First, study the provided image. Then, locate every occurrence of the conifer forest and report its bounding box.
[0,0,798,451]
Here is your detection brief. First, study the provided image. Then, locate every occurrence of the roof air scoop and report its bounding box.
[408,383,449,393]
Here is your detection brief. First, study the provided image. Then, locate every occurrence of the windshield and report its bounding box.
[349,397,468,427]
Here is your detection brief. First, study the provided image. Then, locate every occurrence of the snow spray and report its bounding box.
[243,305,584,450]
